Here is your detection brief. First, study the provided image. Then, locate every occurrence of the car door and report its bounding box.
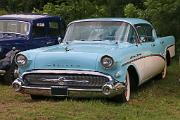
[135,24,165,83]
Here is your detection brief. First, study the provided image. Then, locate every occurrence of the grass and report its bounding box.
[0,60,180,120]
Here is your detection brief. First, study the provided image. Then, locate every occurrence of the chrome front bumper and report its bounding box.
[12,70,126,97]
[12,79,125,97]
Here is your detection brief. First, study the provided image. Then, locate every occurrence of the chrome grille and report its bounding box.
[23,73,110,89]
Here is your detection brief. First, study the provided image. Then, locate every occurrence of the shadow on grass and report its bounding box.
[27,95,125,105]
[25,80,159,105]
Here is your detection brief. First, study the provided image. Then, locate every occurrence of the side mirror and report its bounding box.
[58,36,62,44]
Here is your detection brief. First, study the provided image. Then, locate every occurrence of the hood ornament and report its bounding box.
[58,77,66,85]
[64,46,71,52]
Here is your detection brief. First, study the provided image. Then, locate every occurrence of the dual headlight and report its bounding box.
[101,55,114,69]
[15,54,27,66]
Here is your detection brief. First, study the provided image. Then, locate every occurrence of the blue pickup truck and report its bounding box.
[0,14,66,83]
[12,18,175,102]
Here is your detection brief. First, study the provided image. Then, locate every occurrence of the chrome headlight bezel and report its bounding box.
[101,55,114,69]
[15,54,27,66]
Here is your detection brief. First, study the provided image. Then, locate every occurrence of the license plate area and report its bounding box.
[51,86,68,96]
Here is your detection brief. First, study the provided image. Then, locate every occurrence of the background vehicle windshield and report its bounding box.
[64,21,133,42]
[0,20,30,35]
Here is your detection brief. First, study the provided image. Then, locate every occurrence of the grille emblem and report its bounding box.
[58,77,66,85]
[40,76,90,85]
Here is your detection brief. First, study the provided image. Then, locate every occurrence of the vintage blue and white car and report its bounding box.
[12,18,175,102]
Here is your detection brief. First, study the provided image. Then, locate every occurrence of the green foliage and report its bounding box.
[32,0,144,22]
[0,9,7,15]
[33,1,107,23]
[124,0,180,39]
[124,4,139,18]
[1,0,179,41]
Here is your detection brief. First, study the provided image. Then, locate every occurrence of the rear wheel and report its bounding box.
[166,51,171,66]
[161,61,167,79]
[157,60,167,79]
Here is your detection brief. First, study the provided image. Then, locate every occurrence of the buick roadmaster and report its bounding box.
[12,18,175,102]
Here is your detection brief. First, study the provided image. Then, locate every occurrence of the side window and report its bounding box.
[136,24,154,42]
[128,26,138,43]
[48,21,60,37]
[32,22,46,38]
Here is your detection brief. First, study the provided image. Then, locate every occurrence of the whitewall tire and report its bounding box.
[161,61,167,79]
[116,71,131,102]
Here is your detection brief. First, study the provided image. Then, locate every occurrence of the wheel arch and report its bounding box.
[127,65,139,90]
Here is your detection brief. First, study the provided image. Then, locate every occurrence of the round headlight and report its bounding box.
[101,55,114,68]
[16,54,27,66]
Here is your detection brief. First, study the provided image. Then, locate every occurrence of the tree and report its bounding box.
[33,0,107,23]
[124,0,180,39]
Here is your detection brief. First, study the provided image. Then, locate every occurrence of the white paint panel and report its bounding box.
[132,56,165,85]
[131,58,145,82]
[168,45,175,58]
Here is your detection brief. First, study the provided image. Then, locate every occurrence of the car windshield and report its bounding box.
[64,21,133,43]
[0,20,30,35]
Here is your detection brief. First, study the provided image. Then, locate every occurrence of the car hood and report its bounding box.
[33,41,132,71]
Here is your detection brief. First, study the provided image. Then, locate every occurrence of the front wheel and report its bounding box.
[157,60,167,79]
[113,72,131,102]
[120,72,131,102]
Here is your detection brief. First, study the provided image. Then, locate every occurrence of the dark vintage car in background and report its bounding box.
[0,14,66,83]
